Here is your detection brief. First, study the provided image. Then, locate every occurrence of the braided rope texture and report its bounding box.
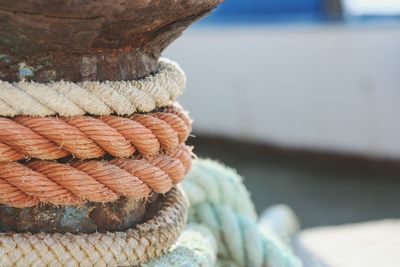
[181,159,302,267]
[0,58,185,117]
[144,223,218,267]
[0,104,191,162]
[0,186,188,267]
[0,144,192,208]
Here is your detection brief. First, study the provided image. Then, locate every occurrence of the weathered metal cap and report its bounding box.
[0,0,222,82]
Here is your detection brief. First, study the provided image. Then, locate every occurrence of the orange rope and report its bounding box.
[0,105,191,162]
[0,145,192,208]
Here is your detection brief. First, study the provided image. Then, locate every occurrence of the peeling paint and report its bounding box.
[19,63,34,80]
[61,206,95,232]
[0,54,12,63]
[80,56,97,79]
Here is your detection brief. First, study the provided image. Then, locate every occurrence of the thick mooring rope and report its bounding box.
[0,104,191,162]
[192,203,301,267]
[0,58,185,117]
[158,159,302,267]
[0,160,301,267]
[183,159,257,220]
[0,187,188,267]
[144,224,218,267]
[0,145,192,208]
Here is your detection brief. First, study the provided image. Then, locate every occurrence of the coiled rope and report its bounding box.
[192,203,301,267]
[0,58,186,117]
[0,144,192,208]
[183,159,257,220]
[0,56,301,267]
[0,158,301,267]
[0,104,191,162]
[0,186,188,267]
[149,159,302,267]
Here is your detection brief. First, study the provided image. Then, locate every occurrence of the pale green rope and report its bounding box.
[147,159,302,267]
[259,204,300,245]
[183,159,256,219]
[144,224,217,267]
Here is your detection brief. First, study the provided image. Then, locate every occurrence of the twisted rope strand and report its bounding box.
[183,159,302,267]
[0,159,301,267]
[0,105,191,162]
[0,145,192,208]
[0,187,188,267]
[164,103,192,128]
[193,203,301,267]
[143,224,218,267]
[130,114,178,153]
[0,58,186,116]
[184,159,256,219]
[0,142,24,163]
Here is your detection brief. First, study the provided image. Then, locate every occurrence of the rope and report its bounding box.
[259,205,300,245]
[0,144,192,208]
[144,224,218,267]
[123,159,302,267]
[0,58,185,117]
[193,203,301,267]
[0,104,191,162]
[0,56,302,266]
[0,186,188,267]
[182,159,302,267]
[0,160,301,267]
[183,159,257,220]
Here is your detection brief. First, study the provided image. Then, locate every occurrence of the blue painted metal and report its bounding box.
[200,0,326,24]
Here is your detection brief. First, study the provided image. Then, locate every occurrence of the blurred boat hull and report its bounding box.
[165,23,400,159]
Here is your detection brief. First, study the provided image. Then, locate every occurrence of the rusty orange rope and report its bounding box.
[0,144,192,208]
[0,105,191,162]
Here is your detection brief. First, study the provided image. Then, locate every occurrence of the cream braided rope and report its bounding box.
[0,186,188,267]
[0,58,185,116]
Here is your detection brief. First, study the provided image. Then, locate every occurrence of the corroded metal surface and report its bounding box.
[0,193,163,233]
[0,0,222,82]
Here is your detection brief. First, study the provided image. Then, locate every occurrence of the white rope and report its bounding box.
[0,187,188,267]
[0,58,185,116]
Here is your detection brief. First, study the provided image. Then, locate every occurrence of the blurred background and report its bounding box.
[164,0,400,228]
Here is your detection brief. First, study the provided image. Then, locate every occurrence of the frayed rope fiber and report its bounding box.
[147,159,302,267]
[0,145,192,208]
[0,187,188,267]
[0,104,191,162]
[0,58,186,117]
